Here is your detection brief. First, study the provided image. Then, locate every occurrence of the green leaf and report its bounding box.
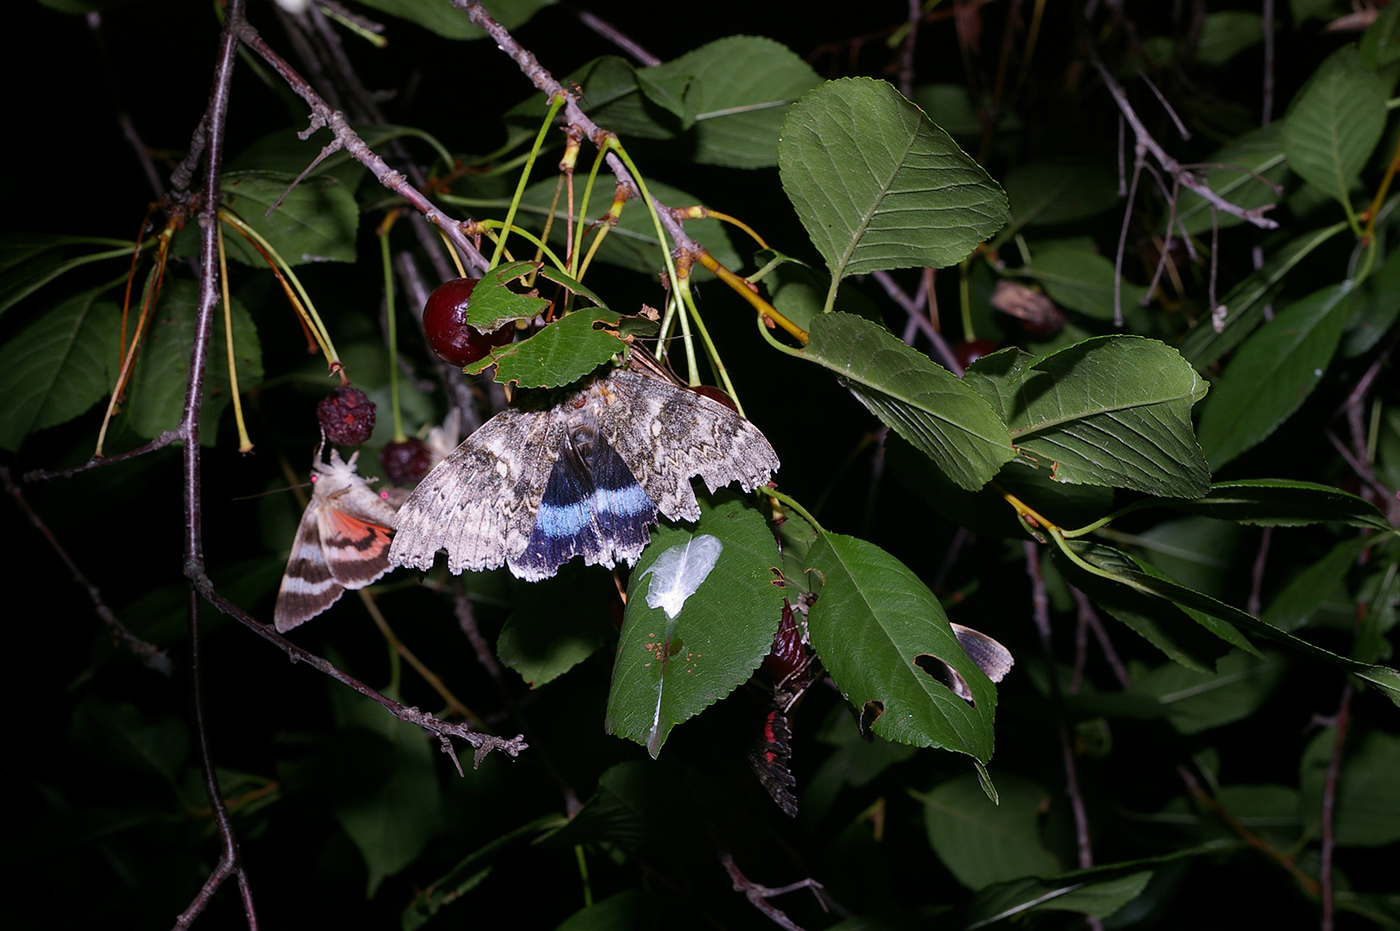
[778,77,1007,288]
[804,532,997,759]
[910,83,983,137]
[216,171,359,265]
[556,891,659,931]
[968,337,1211,497]
[1281,46,1387,206]
[1196,11,1265,67]
[461,261,553,331]
[0,233,134,318]
[1174,125,1287,236]
[329,688,444,897]
[799,312,1014,491]
[1000,160,1120,235]
[1261,536,1368,632]
[605,494,783,757]
[1128,649,1288,734]
[1180,223,1348,368]
[351,0,554,40]
[756,250,884,333]
[1343,245,1400,358]
[1300,730,1400,846]
[924,773,1061,889]
[540,761,707,850]
[1196,283,1352,470]
[468,309,627,387]
[0,290,121,451]
[497,564,617,687]
[1361,0,1400,68]
[69,698,189,785]
[125,279,264,445]
[1167,478,1395,532]
[639,36,821,168]
[1018,243,1148,320]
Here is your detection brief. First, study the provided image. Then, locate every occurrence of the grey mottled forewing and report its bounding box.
[598,370,779,521]
[389,407,565,573]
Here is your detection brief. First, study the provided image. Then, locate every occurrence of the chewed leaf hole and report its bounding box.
[858,699,885,738]
[915,653,976,706]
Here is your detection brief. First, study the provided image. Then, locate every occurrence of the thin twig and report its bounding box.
[1320,684,1352,931]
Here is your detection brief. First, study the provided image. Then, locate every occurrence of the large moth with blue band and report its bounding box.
[388,357,779,581]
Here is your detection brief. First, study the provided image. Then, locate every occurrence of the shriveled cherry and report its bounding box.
[381,437,432,485]
[423,277,512,366]
[317,385,376,446]
[760,602,806,683]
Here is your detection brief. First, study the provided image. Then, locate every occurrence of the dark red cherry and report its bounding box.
[953,338,999,370]
[690,384,738,412]
[423,277,512,366]
[381,437,432,485]
[317,385,376,446]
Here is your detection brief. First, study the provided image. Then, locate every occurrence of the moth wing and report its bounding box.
[390,408,564,574]
[600,370,779,522]
[318,507,395,589]
[274,506,343,633]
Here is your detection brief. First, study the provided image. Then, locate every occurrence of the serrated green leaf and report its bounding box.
[1167,478,1395,532]
[639,36,821,168]
[69,698,188,784]
[756,250,883,333]
[1343,244,1400,357]
[1066,540,1400,700]
[1197,283,1352,470]
[804,532,997,758]
[462,261,553,331]
[925,773,1061,889]
[799,312,1013,491]
[1174,125,1287,236]
[217,170,359,265]
[0,290,121,451]
[605,494,782,757]
[1281,47,1387,206]
[1018,244,1148,320]
[779,77,1007,288]
[329,688,444,897]
[125,279,264,445]
[468,308,626,387]
[351,0,554,39]
[497,564,617,687]
[971,336,1210,497]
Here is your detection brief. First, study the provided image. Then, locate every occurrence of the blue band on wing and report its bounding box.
[513,431,657,577]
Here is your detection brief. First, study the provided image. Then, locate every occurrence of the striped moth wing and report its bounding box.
[274,448,400,632]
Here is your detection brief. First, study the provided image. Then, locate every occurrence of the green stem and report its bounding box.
[490,94,566,269]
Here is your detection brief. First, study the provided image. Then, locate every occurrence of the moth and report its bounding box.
[389,359,779,581]
[274,447,400,632]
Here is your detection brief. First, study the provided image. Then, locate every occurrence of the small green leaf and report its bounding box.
[800,312,1014,491]
[605,494,783,757]
[1281,46,1387,207]
[805,532,997,759]
[910,83,982,137]
[468,309,626,387]
[924,773,1061,889]
[216,171,359,265]
[1129,650,1288,734]
[1020,244,1148,320]
[756,250,883,332]
[1261,537,1368,632]
[1196,283,1351,470]
[970,336,1210,497]
[0,233,134,318]
[779,77,1007,286]
[1196,11,1265,67]
[0,290,121,451]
